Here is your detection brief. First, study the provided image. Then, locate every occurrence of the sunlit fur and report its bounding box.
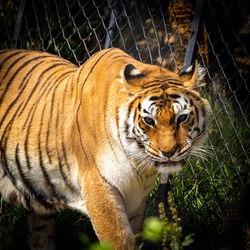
[0,48,210,249]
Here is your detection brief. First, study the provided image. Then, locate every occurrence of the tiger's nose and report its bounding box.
[162,145,179,158]
[162,150,174,158]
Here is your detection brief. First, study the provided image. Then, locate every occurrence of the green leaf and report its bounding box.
[142,217,163,243]
[170,235,180,250]
[182,233,195,247]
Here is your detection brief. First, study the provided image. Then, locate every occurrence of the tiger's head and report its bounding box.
[119,61,211,174]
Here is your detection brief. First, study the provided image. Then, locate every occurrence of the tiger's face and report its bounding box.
[120,63,211,174]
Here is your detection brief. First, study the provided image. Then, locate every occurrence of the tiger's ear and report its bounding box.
[179,61,206,88]
[122,64,146,93]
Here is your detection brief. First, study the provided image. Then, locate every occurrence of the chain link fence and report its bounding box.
[0,0,249,249]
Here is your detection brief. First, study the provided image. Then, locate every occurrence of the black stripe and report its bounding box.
[138,122,145,132]
[138,102,141,111]
[24,120,32,170]
[136,125,144,137]
[137,141,145,149]
[176,123,180,130]
[190,118,195,126]
[201,105,207,134]
[144,80,163,85]
[18,57,58,89]
[55,100,77,193]
[149,96,160,101]
[169,94,181,99]
[18,63,71,117]
[128,99,136,117]
[133,108,137,122]
[0,66,36,129]
[169,116,175,125]
[149,102,156,110]
[76,49,115,85]
[19,61,44,89]
[126,136,136,142]
[0,50,24,67]
[194,104,199,123]
[0,49,15,56]
[190,99,193,106]
[45,72,73,162]
[0,54,29,105]
[125,122,129,135]
[143,83,162,89]
[0,97,22,174]
[143,109,150,114]
[1,126,32,208]
[60,143,78,193]
[1,54,28,80]
[133,126,139,137]
[0,92,21,144]
[168,82,183,86]
[15,145,54,209]
[15,144,33,209]
[0,124,17,186]
[0,92,26,130]
[38,103,58,199]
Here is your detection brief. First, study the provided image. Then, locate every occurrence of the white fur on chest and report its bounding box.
[97,146,157,215]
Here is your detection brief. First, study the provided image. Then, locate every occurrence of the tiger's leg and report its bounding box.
[129,197,147,235]
[0,165,27,207]
[83,168,134,250]
[27,212,56,250]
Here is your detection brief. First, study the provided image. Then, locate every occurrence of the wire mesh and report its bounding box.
[0,0,249,248]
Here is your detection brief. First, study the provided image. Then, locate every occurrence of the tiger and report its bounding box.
[0,48,211,250]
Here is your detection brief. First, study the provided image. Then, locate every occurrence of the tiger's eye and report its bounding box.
[177,114,189,124]
[143,117,155,127]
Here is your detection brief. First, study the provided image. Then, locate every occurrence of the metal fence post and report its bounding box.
[104,0,120,49]
[11,0,27,48]
[182,0,204,72]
